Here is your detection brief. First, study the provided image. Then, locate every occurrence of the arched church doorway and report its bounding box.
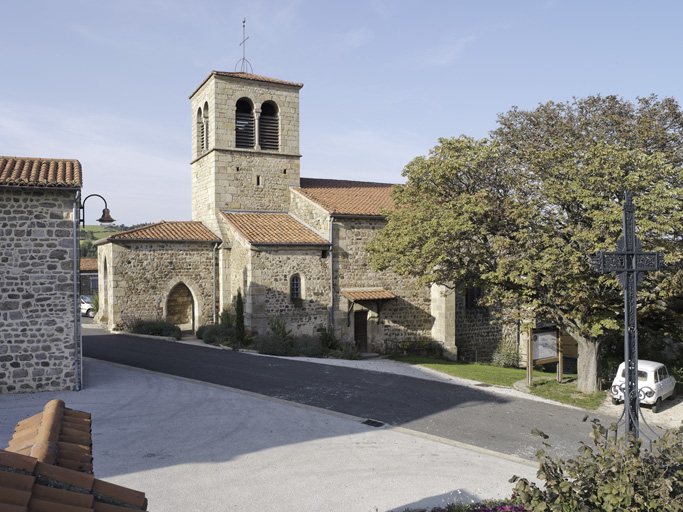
[166,283,194,333]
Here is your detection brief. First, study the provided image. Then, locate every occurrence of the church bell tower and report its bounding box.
[189,71,303,236]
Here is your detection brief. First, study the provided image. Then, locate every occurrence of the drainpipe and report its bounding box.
[329,216,335,331]
[73,191,82,390]
[212,242,219,324]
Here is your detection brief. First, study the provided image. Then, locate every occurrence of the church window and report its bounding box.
[259,101,279,151]
[236,98,255,148]
[196,108,204,153]
[256,175,262,186]
[197,104,210,154]
[202,102,209,151]
[290,274,301,301]
[465,287,484,310]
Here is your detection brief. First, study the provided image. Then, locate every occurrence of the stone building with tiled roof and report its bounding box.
[0,157,84,393]
[95,72,460,354]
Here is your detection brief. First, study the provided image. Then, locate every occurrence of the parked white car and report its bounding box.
[610,360,676,413]
[80,296,96,318]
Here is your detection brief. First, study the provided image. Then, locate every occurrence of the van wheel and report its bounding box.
[611,398,619,405]
[652,397,662,413]
[87,309,95,318]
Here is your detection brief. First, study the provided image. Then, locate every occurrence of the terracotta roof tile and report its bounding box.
[80,258,98,272]
[0,156,82,188]
[7,400,93,473]
[296,178,395,216]
[221,212,329,245]
[341,288,396,301]
[1,401,147,511]
[190,70,303,98]
[97,221,220,244]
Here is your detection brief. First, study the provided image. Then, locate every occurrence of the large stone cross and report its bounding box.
[591,190,664,435]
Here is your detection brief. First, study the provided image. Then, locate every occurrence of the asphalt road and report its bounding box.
[82,328,619,461]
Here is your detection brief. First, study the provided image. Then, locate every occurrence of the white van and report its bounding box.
[610,360,676,413]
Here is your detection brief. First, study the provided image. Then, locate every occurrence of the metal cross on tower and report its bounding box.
[235,18,253,73]
[591,190,664,437]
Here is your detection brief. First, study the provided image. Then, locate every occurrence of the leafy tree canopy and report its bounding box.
[369,95,683,392]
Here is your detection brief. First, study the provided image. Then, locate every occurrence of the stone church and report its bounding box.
[96,70,499,356]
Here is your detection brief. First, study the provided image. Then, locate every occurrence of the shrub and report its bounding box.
[327,342,363,360]
[200,324,235,346]
[510,421,683,511]
[293,335,324,357]
[129,319,181,340]
[255,317,295,356]
[219,308,234,328]
[316,324,341,352]
[492,340,520,368]
[255,335,291,356]
[196,325,208,340]
[235,290,246,345]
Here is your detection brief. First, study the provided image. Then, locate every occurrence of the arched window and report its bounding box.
[236,98,255,148]
[197,104,210,154]
[259,101,279,151]
[290,274,301,301]
[196,107,204,153]
[202,102,210,151]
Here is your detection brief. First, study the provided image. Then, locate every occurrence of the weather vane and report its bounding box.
[235,18,253,73]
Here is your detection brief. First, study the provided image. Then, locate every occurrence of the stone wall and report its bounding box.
[249,246,330,337]
[288,190,330,239]
[333,218,434,352]
[98,241,216,331]
[454,294,506,362]
[224,232,330,338]
[191,73,302,223]
[0,188,78,393]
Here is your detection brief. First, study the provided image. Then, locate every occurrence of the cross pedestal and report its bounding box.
[591,191,663,436]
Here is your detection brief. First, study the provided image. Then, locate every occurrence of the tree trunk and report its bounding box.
[576,336,603,393]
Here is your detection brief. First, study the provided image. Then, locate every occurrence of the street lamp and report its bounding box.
[80,194,115,227]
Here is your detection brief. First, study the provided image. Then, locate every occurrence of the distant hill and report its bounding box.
[79,223,153,257]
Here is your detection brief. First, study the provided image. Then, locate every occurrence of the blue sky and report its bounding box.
[2,1,682,225]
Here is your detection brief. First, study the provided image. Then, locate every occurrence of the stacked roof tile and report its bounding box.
[296,178,395,216]
[190,71,303,98]
[341,288,396,301]
[1,399,147,511]
[221,212,329,245]
[80,258,98,272]
[0,156,82,188]
[97,220,220,243]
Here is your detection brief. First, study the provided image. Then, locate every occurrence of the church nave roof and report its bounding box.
[221,212,329,246]
[295,178,395,217]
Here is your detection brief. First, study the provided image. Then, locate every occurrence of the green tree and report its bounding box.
[235,289,245,345]
[369,95,683,393]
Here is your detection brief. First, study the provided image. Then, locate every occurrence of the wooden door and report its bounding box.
[354,310,368,352]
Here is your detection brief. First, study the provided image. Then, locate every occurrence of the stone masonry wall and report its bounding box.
[0,188,78,393]
[288,190,330,239]
[454,294,506,362]
[191,73,302,222]
[249,246,330,338]
[334,218,433,352]
[99,241,216,331]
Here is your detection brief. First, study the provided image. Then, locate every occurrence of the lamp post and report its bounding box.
[80,194,115,227]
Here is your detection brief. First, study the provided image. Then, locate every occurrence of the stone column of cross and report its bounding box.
[591,190,663,436]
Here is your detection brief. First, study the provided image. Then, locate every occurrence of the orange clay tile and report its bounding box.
[341,288,397,302]
[1,401,147,511]
[221,212,329,245]
[0,156,82,188]
[297,177,395,216]
[96,220,220,244]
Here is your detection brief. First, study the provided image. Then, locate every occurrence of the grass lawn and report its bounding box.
[387,355,605,410]
[82,224,121,240]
